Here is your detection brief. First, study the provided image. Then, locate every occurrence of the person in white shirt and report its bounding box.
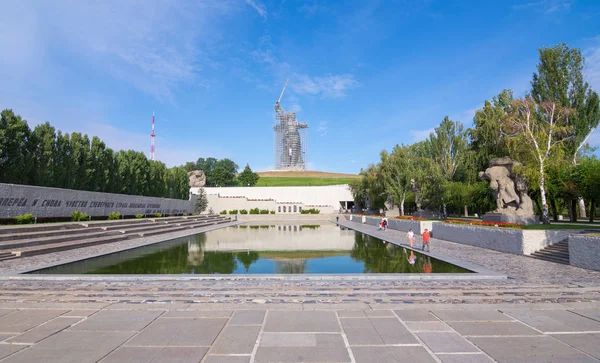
[407,229,414,247]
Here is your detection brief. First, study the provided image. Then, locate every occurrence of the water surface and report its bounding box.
[30,223,471,274]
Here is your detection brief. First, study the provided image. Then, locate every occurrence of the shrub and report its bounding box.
[135,214,144,219]
[301,208,320,214]
[183,213,188,216]
[154,213,162,218]
[239,209,248,214]
[108,212,121,220]
[14,213,35,224]
[229,209,238,215]
[71,210,88,221]
[260,209,269,214]
[220,210,227,214]
[270,210,276,214]
[249,208,260,214]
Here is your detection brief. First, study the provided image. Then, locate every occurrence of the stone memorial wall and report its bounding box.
[0,183,195,218]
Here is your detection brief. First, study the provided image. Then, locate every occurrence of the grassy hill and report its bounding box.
[255,170,359,187]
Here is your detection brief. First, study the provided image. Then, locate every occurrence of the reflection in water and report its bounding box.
[30,223,470,274]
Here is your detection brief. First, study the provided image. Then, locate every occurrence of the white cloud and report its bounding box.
[317,121,328,136]
[452,107,478,125]
[584,40,600,93]
[0,1,239,102]
[291,74,361,98]
[245,0,267,19]
[409,128,434,143]
[512,0,571,13]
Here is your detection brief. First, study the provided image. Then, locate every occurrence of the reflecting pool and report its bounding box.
[30,223,471,274]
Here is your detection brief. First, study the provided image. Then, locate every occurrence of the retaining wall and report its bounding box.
[569,234,600,271]
[433,223,575,255]
[361,216,433,235]
[0,183,195,218]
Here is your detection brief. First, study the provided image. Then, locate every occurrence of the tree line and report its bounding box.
[0,110,189,200]
[350,43,600,223]
[182,158,259,187]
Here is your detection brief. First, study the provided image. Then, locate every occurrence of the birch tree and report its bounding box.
[502,96,573,223]
[531,43,600,218]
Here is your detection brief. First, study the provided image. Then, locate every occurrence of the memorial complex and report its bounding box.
[0,1,599,361]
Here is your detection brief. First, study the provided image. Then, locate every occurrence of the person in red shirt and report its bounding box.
[421,228,431,252]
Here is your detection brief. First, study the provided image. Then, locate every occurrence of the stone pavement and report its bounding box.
[0,304,599,362]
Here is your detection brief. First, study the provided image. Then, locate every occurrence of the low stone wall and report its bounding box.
[433,223,575,255]
[347,215,433,235]
[569,234,600,271]
[0,183,194,218]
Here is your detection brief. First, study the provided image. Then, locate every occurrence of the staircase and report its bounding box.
[0,215,232,260]
[529,239,569,265]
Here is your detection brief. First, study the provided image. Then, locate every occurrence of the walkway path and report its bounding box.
[0,303,599,362]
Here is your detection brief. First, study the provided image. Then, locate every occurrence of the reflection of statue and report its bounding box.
[187,170,206,188]
[478,157,537,224]
[187,241,205,266]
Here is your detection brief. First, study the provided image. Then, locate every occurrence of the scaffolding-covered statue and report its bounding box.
[274,79,308,170]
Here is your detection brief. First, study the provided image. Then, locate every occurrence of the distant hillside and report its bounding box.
[257,171,359,178]
[255,170,359,187]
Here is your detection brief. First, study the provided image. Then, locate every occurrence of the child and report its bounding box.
[422,228,431,252]
[407,229,414,247]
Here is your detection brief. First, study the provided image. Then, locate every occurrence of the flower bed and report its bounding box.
[445,219,523,229]
[395,215,427,221]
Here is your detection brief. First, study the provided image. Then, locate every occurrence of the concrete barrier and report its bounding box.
[0,183,194,218]
[433,223,575,255]
[569,234,600,271]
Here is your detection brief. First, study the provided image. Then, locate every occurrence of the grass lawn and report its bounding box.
[255,177,356,187]
[586,233,600,237]
[523,224,600,230]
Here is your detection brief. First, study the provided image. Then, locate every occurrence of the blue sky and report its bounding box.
[1,0,599,173]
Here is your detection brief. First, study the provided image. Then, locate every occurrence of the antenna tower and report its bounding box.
[150,112,155,161]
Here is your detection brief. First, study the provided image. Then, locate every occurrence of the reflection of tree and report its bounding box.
[88,232,238,274]
[236,251,260,272]
[349,233,467,273]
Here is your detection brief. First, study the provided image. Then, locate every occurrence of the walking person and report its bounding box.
[407,229,414,247]
[421,228,431,252]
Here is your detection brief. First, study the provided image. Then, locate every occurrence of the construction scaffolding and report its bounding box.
[273,80,308,170]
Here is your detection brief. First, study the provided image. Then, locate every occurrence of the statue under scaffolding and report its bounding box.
[274,79,308,170]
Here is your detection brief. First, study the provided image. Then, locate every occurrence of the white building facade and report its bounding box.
[190,185,354,214]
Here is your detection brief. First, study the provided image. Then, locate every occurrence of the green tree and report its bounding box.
[211,158,238,186]
[237,163,259,186]
[574,157,600,222]
[470,90,513,171]
[195,187,209,213]
[31,122,57,186]
[379,145,414,216]
[0,109,33,184]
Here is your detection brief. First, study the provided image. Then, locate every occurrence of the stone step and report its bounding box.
[0,223,84,235]
[132,220,225,237]
[0,230,120,251]
[0,227,103,242]
[11,234,131,257]
[529,253,569,265]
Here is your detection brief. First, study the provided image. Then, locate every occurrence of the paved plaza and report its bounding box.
[0,304,599,362]
[0,219,599,362]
